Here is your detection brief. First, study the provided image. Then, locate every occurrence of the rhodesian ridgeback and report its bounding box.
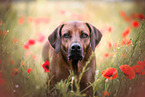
[42,21,102,97]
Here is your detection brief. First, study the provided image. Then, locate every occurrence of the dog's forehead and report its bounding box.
[62,21,90,33]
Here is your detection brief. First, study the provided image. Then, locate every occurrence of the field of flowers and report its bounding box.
[0,1,145,97]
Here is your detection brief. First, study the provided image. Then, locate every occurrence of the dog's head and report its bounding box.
[48,21,102,61]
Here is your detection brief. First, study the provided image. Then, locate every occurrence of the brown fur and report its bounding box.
[42,21,102,97]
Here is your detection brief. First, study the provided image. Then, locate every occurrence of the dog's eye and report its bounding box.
[63,33,71,38]
[81,33,88,38]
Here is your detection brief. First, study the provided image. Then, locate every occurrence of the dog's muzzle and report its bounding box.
[68,42,83,61]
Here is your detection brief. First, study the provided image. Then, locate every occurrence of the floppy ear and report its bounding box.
[48,24,64,53]
[86,23,102,51]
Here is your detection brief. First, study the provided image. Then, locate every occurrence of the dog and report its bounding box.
[42,21,102,97]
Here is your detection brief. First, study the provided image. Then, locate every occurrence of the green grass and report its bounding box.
[0,1,145,97]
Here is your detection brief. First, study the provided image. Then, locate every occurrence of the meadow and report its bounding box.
[0,1,145,97]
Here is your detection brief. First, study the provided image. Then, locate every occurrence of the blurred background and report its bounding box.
[0,0,145,97]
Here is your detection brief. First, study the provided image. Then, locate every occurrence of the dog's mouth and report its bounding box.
[68,50,83,61]
[67,42,84,74]
[68,50,83,75]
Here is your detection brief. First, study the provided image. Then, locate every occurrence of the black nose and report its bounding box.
[71,43,81,51]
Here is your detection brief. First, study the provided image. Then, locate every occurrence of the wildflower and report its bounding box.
[21,61,25,66]
[104,53,109,58]
[27,68,33,74]
[11,68,19,76]
[119,65,135,80]
[2,30,7,36]
[11,59,14,65]
[104,91,109,96]
[107,42,112,48]
[108,26,112,33]
[28,39,35,45]
[137,60,145,67]
[0,60,1,64]
[138,13,144,20]
[18,15,25,24]
[100,25,112,34]
[131,20,139,28]
[137,60,145,75]
[120,11,126,17]
[122,38,132,46]
[122,27,130,38]
[132,65,143,75]
[101,67,118,80]
[13,38,19,44]
[23,42,30,50]
[42,61,49,73]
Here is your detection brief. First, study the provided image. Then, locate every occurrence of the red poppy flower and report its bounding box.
[122,27,130,38]
[23,42,30,50]
[104,53,109,58]
[28,39,35,45]
[13,38,19,44]
[119,65,135,80]
[101,67,118,80]
[120,11,126,17]
[0,60,1,64]
[21,61,25,66]
[137,60,145,75]
[131,20,139,28]
[11,68,19,76]
[137,60,145,67]
[122,38,132,46]
[10,59,14,65]
[108,26,112,33]
[138,13,144,20]
[107,42,112,48]
[18,15,25,24]
[2,30,7,36]
[27,68,33,74]
[132,65,143,75]
[42,61,49,73]
[104,91,109,96]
